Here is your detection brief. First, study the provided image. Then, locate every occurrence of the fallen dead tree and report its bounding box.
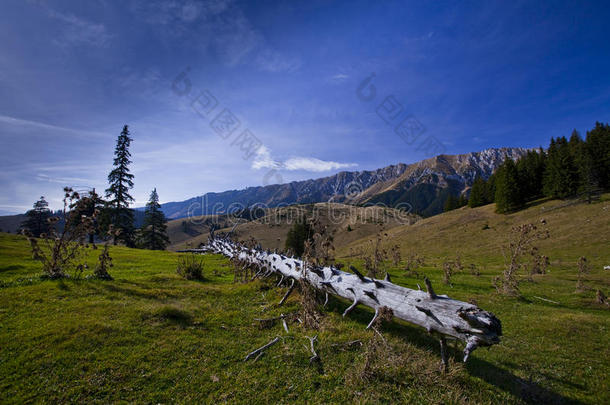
[183,236,502,365]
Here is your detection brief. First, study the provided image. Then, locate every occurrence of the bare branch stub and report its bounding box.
[245,337,280,361]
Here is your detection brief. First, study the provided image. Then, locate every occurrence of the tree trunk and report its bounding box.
[184,237,502,362]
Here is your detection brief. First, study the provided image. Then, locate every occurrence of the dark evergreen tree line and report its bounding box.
[468,122,609,213]
[443,193,468,212]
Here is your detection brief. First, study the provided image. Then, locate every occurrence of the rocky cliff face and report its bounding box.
[159,147,528,219]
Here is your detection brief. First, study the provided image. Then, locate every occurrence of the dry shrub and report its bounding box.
[442,261,453,285]
[576,256,590,291]
[494,223,550,296]
[298,274,322,330]
[232,257,255,283]
[361,231,388,279]
[404,252,425,277]
[24,187,98,279]
[354,307,394,382]
[595,290,609,307]
[93,243,113,280]
[307,216,335,266]
[454,253,464,272]
[177,253,205,280]
[390,244,401,266]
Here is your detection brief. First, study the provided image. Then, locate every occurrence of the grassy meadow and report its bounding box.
[1,196,609,403]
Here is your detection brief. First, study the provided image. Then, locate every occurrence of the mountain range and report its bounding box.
[157,147,529,220]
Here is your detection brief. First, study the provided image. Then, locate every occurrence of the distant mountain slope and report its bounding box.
[165,203,419,251]
[0,214,26,234]
[158,147,528,219]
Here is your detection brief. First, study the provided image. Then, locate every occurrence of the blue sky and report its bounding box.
[1,0,609,213]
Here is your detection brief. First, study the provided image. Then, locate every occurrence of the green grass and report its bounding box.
[1,194,609,404]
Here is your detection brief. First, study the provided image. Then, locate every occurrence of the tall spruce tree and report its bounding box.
[443,194,458,212]
[468,176,487,208]
[106,125,135,247]
[544,136,579,198]
[495,158,523,213]
[140,188,170,250]
[585,122,610,190]
[21,196,52,237]
[285,219,313,257]
[516,149,546,202]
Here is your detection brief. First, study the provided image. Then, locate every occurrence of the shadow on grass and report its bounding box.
[323,294,584,405]
[93,283,180,301]
[0,264,26,273]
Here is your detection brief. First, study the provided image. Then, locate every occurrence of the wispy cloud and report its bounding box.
[0,114,107,139]
[48,10,112,48]
[131,0,300,73]
[330,73,349,82]
[252,146,357,172]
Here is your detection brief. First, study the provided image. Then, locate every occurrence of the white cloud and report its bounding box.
[252,145,281,169]
[283,157,357,172]
[252,146,356,172]
[331,73,349,81]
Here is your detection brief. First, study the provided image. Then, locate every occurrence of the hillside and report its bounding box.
[155,147,528,220]
[166,203,419,251]
[338,195,610,274]
[0,214,25,234]
[0,195,609,403]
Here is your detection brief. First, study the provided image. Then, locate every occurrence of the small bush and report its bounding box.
[576,256,589,291]
[93,243,114,280]
[24,187,97,279]
[176,254,204,280]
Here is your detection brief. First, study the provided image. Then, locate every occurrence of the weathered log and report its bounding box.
[189,237,502,362]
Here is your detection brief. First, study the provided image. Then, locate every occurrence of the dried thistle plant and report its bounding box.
[527,247,550,280]
[576,256,590,291]
[595,290,609,307]
[442,261,453,286]
[361,231,388,279]
[23,187,97,279]
[232,258,249,283]
[494,223,550,296]
[94,243,114,280]
[356,306,394,383]
[404,252,425,277]
[390,244,401,266]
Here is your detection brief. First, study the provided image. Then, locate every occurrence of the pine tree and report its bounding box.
[21,196,52,237]
[468,176,487,208]
[443,194,458,212]
[285,219,312,257]
[556,137,579,197]
[140,188,170,250]
[543,138,559,197]
[105,125,135,247]
[485,173,497,204]
[516,149,546,202]
[495,159,523,213]
[458,194,468,207]
[585,122,610,190]
[578,135,598,202]
[544,136,579,198]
